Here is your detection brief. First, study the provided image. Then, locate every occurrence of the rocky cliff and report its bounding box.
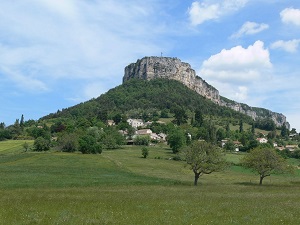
[123,56,289,128]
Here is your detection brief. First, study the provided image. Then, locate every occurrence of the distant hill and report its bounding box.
[124,56,289,128]
[42,78,252,124]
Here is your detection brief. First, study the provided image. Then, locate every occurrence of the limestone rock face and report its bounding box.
[124,57,220,104]
[123,56,289,128]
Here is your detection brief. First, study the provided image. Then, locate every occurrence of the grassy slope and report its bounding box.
[0,140,34,154]
[0,141,300,224]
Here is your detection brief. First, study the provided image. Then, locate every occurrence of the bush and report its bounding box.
[134,136,150,146]
[33,137,50,151]
[78,134,102,154]
[172,154,182,161]
[141,147,149,158]
[59,133,78,152]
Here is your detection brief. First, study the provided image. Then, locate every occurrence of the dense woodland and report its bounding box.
[0,78,299,158]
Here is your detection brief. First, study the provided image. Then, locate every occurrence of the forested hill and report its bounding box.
[42,78,252,123]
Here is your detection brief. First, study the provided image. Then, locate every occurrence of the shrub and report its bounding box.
[142,147,149,158]
[78,134,102,154]
[59,133,78,152]
[33,137,50,151]
[134,136,150,146]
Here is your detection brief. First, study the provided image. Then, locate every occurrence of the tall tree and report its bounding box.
[251,122,255,135]
[280,123,289,138]
[241,147,292,185]
[0,122,5,129]
[172,107,188,126]
[239,119,243,133]
[194,109,204,127]
[167,128,186,153]
[20,114,24,128]
[185,141,227,186]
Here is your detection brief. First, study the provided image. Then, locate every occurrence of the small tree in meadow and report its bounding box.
[185,141,227,186]
[23,142,29,152]
[33,137,51,151]
[241,147,293,185]
[141,147,149,158]
[167,129,186,154]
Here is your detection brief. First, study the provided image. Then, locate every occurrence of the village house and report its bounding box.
[127,119,144,128]
[136,129,152,135]
[221,139,242,152]
[256,137,268,144]
[107,120,115,126]
[285,145,298,151]
[150,133,161,141]
[158,133,167,141]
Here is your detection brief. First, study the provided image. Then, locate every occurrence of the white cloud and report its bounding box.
[200,41,271,83]
[270,39,300,53]
[199,41,272,103]
[188,0,248,25]
[231,21,269,38]
[280,8,300,26]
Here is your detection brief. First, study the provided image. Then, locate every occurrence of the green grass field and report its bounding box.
[0,141,300,224]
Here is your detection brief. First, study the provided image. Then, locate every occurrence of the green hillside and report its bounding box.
[43,78,252,123]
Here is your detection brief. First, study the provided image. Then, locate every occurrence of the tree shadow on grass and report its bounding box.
[234,182,258,186]
[234,181,300,187]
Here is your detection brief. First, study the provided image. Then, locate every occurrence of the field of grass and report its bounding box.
[0,140,33,154]
[0,141,300,224]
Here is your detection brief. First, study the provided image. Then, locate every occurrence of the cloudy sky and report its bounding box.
[1,0,300,130]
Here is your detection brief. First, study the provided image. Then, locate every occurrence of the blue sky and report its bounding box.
[1,0,300,131]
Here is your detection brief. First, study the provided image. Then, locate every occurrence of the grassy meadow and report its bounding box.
[0,140,300,224]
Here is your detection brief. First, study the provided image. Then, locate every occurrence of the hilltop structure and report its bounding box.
[123,56,289,128]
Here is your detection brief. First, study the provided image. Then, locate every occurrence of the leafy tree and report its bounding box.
[216,128,226,142]
[255,118,276,131]
[185,141,227,186]
[102,127,125,149]
[0,129,12,141]
[224,140,235,152]
[33,137,51,151]
[207,121,217,143]
[239,120,243,133]
[97,110,108,123]
[51,121,66,133]
[23,142,30,152]
[196,127,209,141]
[58,133,78,152]
[241,147,292,185]
[133,135,150,146]
[290,128,297,134]
[280,124,289,137]
[141,147,149,158]
[20,114,24,128]
[226,122,230,137]
[172,107,188,126]
[0,122,5,129]
[160,109,169,118]
[167,128,186,153]
[11,119,22,137]
[27,126,51,139]
[194,109,204,127]
[251,122,255,135]
[78,134,102,154]
[112,113,122,125]
[267,130,277,140]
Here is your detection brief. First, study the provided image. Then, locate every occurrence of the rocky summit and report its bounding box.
[123,56,289,128]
